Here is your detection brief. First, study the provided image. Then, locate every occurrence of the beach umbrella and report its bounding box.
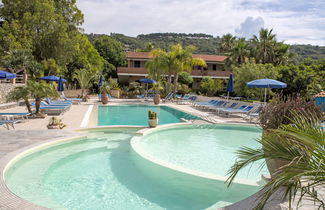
[138,78,156,97]
[0,70,16,79]
[57,77,64,92]
[138,78,156,84]
[39,75,67,82]
[246,79,287,102]
[226,74,234,100]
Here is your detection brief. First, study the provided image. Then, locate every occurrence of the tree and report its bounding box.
[28,80,59,114]
[251,28,277,64]
[172,44,206,95]
[229,38,249,65]
[1,49,33,75]
[7,86,33,113]
[93,35,126,77]
[145,54,166,82]
[233,62,279,100]
[73,69,96,101]
[199,77,224,96]
[276,64,321,98]
[178,72,193,85]
[219,33,236,53]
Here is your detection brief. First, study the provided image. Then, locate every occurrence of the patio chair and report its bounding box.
[243,106,263,122]
[221,105,256,117]
[0,112,31,121]
[202,100,227,110]
[212,102,239,113]
[60,95,82,104]
[0,119,21,130]
[193,100,217,107]
[136,94,145,99]
[162,93,173,102]
[46,98,72,106]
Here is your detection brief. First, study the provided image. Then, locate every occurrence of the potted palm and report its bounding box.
[47,117,66,129]
[148,110,158,128]
[100,81,110,105]
[226,111,325,209]
[258,97,323,177]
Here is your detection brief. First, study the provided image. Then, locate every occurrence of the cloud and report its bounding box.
[76,0,325,45]
[235,17,264,39]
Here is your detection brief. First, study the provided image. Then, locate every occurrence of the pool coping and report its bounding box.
[130,123,263,187]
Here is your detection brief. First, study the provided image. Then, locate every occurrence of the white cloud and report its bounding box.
[76,0,325,45]
[235,17,265,39]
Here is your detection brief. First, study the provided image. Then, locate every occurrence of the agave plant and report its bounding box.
[226,111,325,209]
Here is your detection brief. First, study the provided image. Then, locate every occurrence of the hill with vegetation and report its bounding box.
[87,33,325,62]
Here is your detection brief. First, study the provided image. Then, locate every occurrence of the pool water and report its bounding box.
[5,128,262,210]
[98,105,200,126]
[138,124,267,182]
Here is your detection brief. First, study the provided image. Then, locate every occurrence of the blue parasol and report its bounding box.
[0,70,16,79]
[57,77,64,92]
[226,74,234,100]
[246,79,287,102]
[40,75,67,82]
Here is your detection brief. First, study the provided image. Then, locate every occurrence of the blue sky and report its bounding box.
[77,0,325,45]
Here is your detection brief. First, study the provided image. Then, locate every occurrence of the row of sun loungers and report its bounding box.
[193,99,263,121]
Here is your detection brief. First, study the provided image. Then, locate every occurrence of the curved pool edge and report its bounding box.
[130,123,262,187]
[0,124,269,210]
[0,126,145,210]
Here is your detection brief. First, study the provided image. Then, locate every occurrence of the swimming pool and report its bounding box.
[134,124,267,183]
[4,127,263,209]
[98,104,200,126]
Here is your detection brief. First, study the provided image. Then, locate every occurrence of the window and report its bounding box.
[213,64,217,71]
[134,61,141,68]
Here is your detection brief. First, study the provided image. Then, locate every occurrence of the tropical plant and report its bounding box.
[199,77,224,96]
[233,62,278,100]
[28,81,59,114]
[178,71,193,85]
[73,69,96,101]
[251,28,277,64]
[219,33,236,53]
[229,38,249,65]
[7,85,33,113]
[107,77,119,90]
[227,111,325,209]
[145,54,166,82]
[172,44,206,95]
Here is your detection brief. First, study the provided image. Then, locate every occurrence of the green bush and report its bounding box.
[199,77,224,96]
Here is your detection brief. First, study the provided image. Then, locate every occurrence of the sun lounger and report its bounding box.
[212,102,239,113]
[221,105,257,117]
[0,119,21,130]
[46,98,72,105]
[162,93,173,102]
[60,96,82,104]
[0,113,31,120]
[136,94,144,99]
[194,100,217,107]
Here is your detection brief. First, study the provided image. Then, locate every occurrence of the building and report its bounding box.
[117,52,232,89]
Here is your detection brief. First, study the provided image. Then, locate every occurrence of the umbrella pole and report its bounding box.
[264,88,267,103]
[227,92,230,101]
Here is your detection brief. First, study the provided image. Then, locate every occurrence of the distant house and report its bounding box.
[117,52,232,89]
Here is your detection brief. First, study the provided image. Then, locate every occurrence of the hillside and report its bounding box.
[87,33,325,61]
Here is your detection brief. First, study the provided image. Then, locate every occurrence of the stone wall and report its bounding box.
[0,83,25,104]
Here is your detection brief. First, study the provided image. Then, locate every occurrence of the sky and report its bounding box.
[77,0,325,46]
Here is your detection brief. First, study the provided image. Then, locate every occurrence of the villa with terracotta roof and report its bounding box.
[117,52,232,89]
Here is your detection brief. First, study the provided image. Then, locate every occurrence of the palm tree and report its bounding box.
[227,111,325,209]
[7,86,33,113]
[28,81,59,114]
[251,28,277,64]
[73,69,95,101]
[230,38,249,65]
[149,48,178,94]
[145,52,165,82]
[219,33,236,53]
[172,44,206,95]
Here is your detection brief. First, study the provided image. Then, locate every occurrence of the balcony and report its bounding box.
[117,67,232,78]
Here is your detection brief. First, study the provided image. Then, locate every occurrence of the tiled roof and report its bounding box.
[126,52,228,62]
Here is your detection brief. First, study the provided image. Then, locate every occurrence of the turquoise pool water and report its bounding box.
[138,124,267,182]
[5,128,262,210]
[98,104,200,126]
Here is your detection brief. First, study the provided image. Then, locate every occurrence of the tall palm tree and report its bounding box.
[149,48,178,94]
[73,69,96,101]
[172,44,206,95]
[230,38,249,65]
[145,51,166,82]
[227,111,325,209]
[219,33,236,53]
[251,28,277,64]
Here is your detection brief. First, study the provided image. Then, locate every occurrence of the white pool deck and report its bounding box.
[0,97,322,210]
